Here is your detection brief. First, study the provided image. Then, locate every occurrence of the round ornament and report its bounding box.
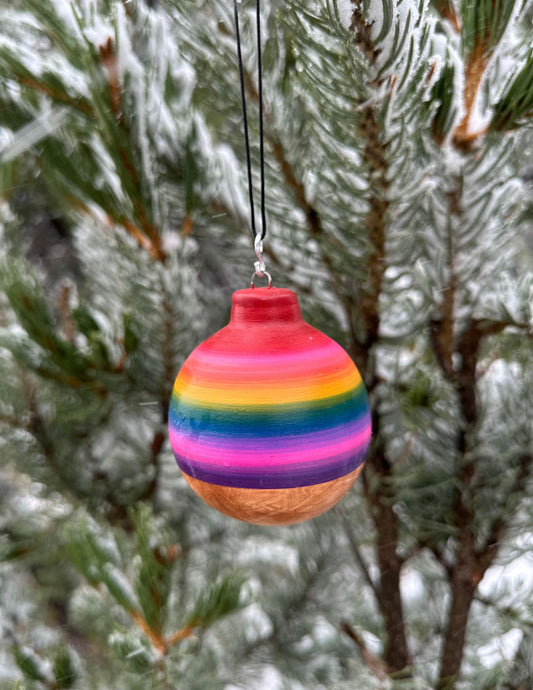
[168,287,371,525]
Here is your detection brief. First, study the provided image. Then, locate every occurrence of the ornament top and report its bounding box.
[230,287,302,325]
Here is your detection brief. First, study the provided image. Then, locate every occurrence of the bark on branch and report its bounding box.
[365,438,411,673]
[435,309,528,687]
[348,0,408,675]
[341,621,389,682]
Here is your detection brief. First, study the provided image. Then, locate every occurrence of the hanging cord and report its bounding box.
[233,0,271,285]
[256,0,267,242]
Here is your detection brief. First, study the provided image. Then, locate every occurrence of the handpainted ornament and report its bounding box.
[168,287,371,525]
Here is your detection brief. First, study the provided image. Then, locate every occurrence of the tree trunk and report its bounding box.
[437,551,477,688]
[366,438,411,674]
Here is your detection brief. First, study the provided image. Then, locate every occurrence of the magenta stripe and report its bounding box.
[169,425,371,468]
[190,338,345,367]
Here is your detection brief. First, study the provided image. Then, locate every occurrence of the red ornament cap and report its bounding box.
[230,287,302,324]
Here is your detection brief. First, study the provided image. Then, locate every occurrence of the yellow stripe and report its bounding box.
[174,370,361,406]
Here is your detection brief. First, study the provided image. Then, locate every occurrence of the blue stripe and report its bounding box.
[169,391,370,439]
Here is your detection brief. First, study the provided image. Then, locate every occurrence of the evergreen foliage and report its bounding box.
[0,0,532,688]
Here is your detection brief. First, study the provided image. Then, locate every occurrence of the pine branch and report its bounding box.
[431,61,459,144]
[18,75,93,117]
[455,318,512,422]
[280,6,410,671]
[436,314,526,687]
[491,51,533,132]
[429,182,458,378]
[129,611,193,656]
[437,434,481,688]
[270,138,322,238]
[341,621,389,682]
[0,9,166,264]
[349,0,382,64]
[336,508,380,601]
[356,104,390,374]
[22,375,131,523]
[345,2,408,675]
[429,257,478,689]
[163,624,194,649]
[310,4,387,379]
[363,441,412,674]
[431,1,461,32]
[135,568,242,655]
[268,136,357,314]
[68,509,241,660]
[239,547,330,663]
[24,376,78,502]
[433,311,522,418]
[436,534,478,689]
[129,610,166,653]
[97,37,166,263]
[72,201,163,265]
[453,38,490,150]
[476,452,533,573]
[453,0,517,149]
[474,592,533,630]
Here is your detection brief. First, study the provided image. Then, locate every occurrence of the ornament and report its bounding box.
[168,1,371,524]
[168,287,371,525]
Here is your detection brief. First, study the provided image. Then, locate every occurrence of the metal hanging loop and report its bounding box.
[251,234,272,286]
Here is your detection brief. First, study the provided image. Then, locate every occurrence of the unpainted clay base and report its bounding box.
[182,466,364,526]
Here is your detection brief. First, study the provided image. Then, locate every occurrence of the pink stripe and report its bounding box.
[192,338,345,368]
[169,425,371,468]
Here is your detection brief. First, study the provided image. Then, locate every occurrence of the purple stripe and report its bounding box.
[175,447,367,489]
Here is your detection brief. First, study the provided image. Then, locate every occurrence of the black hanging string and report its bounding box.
[233,0,267,241]
[255,0,267,241]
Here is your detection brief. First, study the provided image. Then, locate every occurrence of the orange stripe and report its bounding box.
[174,369,361,406]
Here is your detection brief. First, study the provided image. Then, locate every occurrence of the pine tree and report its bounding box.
[1,0,532,688]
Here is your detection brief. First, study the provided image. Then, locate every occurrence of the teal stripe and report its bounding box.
[169,388,370,438]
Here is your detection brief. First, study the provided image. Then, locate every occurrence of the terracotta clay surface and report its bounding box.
[183,466,364,526]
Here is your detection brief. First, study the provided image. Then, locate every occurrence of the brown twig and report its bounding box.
[433,0,461,33]
[364,442,412,673]
[19,75,93,116]
[476,452,532,573]
[99,38,166,262]
[453,39,490,150]
[57,282,76,344]
[345,2,409,675]
[130,610,166,653]
[336,508,380,601]
[435,312,529,687]
[164,624,194,649]
[130,613,194,654]
[341,621,389,682]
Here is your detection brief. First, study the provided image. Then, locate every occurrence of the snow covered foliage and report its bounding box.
[0,0,532,688]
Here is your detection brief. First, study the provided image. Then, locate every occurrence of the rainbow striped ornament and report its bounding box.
[168,287,371,525]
